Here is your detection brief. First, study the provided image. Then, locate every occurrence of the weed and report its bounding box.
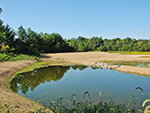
[46,91,137,113]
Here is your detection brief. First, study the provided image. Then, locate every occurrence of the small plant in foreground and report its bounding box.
[47,91,137,113]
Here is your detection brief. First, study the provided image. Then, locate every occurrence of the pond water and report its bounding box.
[10,65,150,109]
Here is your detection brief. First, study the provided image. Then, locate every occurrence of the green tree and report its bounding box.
[15,26,27,53]
[4,24,16,49]
[0,20,6,45]
[0,8,2,14]
[67,38,78,51]
[40,33,72,53]
[89,37,103,51]
[15,26,40,54]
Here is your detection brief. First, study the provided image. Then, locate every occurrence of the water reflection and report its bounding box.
[10,65,150,109]
[10,65,88,94]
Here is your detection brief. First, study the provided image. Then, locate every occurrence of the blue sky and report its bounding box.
[0,0,150,39]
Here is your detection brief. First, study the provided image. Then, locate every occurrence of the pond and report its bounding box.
[10,65,150,109]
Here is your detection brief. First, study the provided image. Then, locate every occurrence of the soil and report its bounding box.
[42,52,150,75]
[0,60,44,112]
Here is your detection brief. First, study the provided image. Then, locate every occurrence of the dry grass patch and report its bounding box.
[121,51,150,55]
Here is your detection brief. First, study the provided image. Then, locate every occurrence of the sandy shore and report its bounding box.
[42,52,150,75]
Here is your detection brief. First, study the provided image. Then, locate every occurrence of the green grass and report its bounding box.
[101,61,146,66]
[16,61,71,73]
[0,53,38,62]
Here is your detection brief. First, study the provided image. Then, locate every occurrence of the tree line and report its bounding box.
[67,37,150,52]
[0,8,150,55]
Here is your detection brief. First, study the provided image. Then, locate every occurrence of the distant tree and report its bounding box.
[68,38,78,51]
[4,24,16,48]
[15,26,27,53]
[125,37,131,44]
[40,33,73,53]
[148,40,150,51]
[26,28,42,54]
[16,26,41,54]
[0,8,2,14]
[89,37,103,50]
[0,20,6,45]
[77,36,87,41]
[97,45,103,51]
[101,46,108,51]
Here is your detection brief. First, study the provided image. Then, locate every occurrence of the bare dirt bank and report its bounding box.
[42,52,150,75]
[0,60,71,112]
[0,60,43,112]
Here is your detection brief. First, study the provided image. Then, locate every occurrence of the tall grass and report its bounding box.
[1,89,146,112]
[46,91,137,113]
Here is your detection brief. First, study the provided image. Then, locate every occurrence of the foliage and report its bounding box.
[0,53,38,62]
[0,44,10,53]
[67,37,150,52]
[0,20,6,45]
[39,32,74,53]
[0,8,2,13]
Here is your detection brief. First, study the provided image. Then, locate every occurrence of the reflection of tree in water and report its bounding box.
[10,65,89,95]
[71,65,88,70]
[10,66,70,94]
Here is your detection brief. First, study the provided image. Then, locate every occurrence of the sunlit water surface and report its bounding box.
[10,66,150,109]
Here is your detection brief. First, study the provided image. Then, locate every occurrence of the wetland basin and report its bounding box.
[10,65,150,109]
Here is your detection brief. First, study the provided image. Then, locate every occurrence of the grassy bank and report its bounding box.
[13,60,74,75]
[101,61,150,66]
[0,53,39,62]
